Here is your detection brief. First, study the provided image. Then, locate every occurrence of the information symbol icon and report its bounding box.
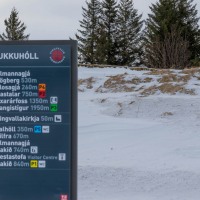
[54,115,62,122]
[50,104,58,112]
[50,97,58,104]
[42,126,50,133]
[59,153,66,161]
[30,146,38,154]
[34,126,42,134]
[38,161,46,168]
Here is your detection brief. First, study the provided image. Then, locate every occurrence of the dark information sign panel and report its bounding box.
[0,41,77,200]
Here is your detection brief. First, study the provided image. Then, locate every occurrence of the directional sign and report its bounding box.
[0,41,77,200]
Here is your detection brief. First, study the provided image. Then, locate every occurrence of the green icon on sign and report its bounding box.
[50,104,58,112]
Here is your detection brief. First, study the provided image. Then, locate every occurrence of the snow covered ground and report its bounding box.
[78,67,200,200]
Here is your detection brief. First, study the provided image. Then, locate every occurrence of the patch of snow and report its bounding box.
[78,67,200,200]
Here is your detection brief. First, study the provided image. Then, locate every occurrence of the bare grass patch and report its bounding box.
[158,74,191,83]
[145,69,172,76]
[78,77,96,91]
[143,77,153,83]
[182,68,200,75]
[96,73,138,93]
[161,112,173,117]
[141,83,195,96]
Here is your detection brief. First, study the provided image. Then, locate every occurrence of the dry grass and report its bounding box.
[95,72,155,93]
[158,74,191,83]
[145,69,172,76]
[79,64,122,68]
[79,68,197,96]
[96,73,138,93]
[140,85,157,96]
[78,77,96,91]
[96,85,134,93]
[179,68,200,81]
[143,67,200,77]
[105,73,144,85]
[141,83,195,96]
[129,67,152,71]
[143,77,153,83]
[182,68,200,75]
[135,86,145,92]
[162,112,173,117]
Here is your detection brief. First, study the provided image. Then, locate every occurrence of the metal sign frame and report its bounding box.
[0,40,77,200]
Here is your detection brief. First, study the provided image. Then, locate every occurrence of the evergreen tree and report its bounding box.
[144,0,178,67]
[146,0,176,41]
[76,0,101,64]
[116,0,143,66]
[176,0,200,62]
[144,0,200,68]
[99,0,118,65]
[0,8,30,40]
[95,22,108,64]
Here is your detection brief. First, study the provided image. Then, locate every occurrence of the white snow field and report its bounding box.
[78,67,200,200]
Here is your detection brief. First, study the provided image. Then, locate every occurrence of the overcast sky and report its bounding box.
[0,0,199,40]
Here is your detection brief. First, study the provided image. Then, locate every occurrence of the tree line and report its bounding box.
[76,0,200,68]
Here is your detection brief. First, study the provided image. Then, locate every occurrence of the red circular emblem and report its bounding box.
[51,50,63,62]
[50,48,65,64]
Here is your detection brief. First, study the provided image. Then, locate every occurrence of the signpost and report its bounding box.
[0,41,77,200]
